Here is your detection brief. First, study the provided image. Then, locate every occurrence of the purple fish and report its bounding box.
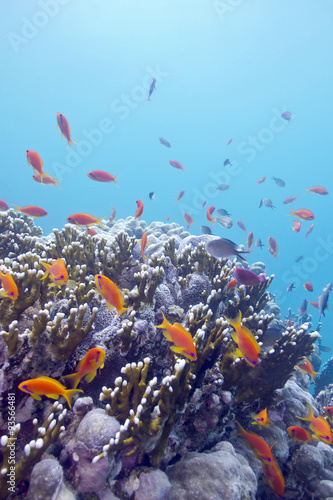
[281,111,292,123]
[305,223,314,239]
[145,78,156,103]
[234,267,266,286]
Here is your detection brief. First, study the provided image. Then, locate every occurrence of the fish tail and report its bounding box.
[95,217,105,227]
[142,253,146,262]
[63,388,84,409]
[12,204,22,212]
[40,262,51,280]
[155,311,169,329]
[298,403,314,422]
[287,208,296,217]
[116,305,128,317]
[225,310,242,330]
[54,179,62,189]
[68,138,77,148]
[145,98,150,103]
[60,372,81,389]
[113,176,119,187]
[235,421,246,437]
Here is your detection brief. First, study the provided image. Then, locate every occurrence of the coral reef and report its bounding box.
[0,212,326,499]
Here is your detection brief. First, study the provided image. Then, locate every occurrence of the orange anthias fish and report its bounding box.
[298,403,332,445]
[297,358,319,383]
[32,173,61,189]
[87,170,119,185]
[226,137,232,146]
[257,176,266,184]
[95,274,127,316]
[60,348,105,389]
[292,220,301,232]
[224,310,261,367]
[227,278,238,292]
[109,206,116,222]
[235,421,274,463]
[287,426,313,444]
[56,113,77,148]
[0,270,18,302]
[309,301,319,309]
[40,258,74,288]
[324,407,333,423]
[268,236,279,259]
[67,213,104,227]
[246,232,254,253]
[169,161,186,172]
[26,150,46,182]
[18,376,83,409]
[184,212,193,231]
[86,227,97,237]
[283,196,298,204]
[201,201,207,210]
[306,186,328,196]
[287,208,315,221]
[304,282,313,292]
[141,232,148,262]
[135,200,144,221]
[0,200,9,211]
[261,459,285,498]
[236,220,246,232]
[155,311,197,361]
[206,206,216,225]
[12,205,48,218]
[251,408,272,428]
[175,190,185,202]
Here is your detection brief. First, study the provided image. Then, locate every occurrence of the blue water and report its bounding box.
[2,1,333,362]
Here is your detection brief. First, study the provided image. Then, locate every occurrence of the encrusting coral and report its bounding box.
[0,212,323,498]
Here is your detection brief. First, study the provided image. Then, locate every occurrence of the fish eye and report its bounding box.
[97,275,102,280]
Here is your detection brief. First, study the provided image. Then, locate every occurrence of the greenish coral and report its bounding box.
[97,356,195,466]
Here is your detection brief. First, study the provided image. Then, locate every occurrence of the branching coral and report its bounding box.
[96,356,195,466]
[0,401,67,499]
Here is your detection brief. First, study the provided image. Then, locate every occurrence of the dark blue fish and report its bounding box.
[217,208,231,217]
[149,192,155,200]
[200,225,212,235]
[319,283,332,319]
[223,159,232,167]
[159,137,171,148]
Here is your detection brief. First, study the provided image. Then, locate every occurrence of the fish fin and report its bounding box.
[162,330,173,342]
[60,373,81,390]
[46,394,60,400]
[61,132,66,140]
[12,204,22,212]
[106,301,116,312]
[230,330,239,344]
[54,179,62,189]
[169,345,185,354]
[31,394,41,401]
[233,347,244,359]
[225,310,242,331]
[298,404,314,422]
[40,262,50,280]
[66,280,76,289]
[117,305,128,317]
[84,371,97,383]
[113,175,119,187]
[63,389,84,409]
[95,217,105,227]
[155,312,170,330]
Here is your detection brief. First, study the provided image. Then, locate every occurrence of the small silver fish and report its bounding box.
[272,176,285,187]
[262,198,276,209]
[216,184,230,191]
[319,283,332,319]
[215,216,232,229]
[287,283,295,292]
[295,255,303,262]
[206,238,246,261]
[255,238,264,249]
[299,299,308,318]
